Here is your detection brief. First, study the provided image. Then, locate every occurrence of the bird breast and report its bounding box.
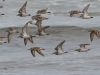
[41,31,46,35]
[0,41,5,43]
[23,34,30,38]
[31,20,37,24]
[80,48,88,52]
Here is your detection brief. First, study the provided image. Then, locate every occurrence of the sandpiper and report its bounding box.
[0,36,7,44]
[69,10,82,17]
[37,8,51,14]
[6,26,19,43]
[17,1,31,17]
[75,44,90,52]
[18,22,35,45]
[31,14,41,20]
[30,14,48,22]
[79,4,93,19]
[29,15,48,32]
[29,15,42,25]
[30,15,48,24]
[36,26,50,36]
[52,40,68,55]
[35,17,48,32]
[89,29,100,42]
[28,47,45,57]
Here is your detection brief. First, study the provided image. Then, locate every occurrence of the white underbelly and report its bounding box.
[23,35,30,38]
[0,41,5,44]
[84,15,91,19]
[32,20,37,24]
[80,48,88,52]
[41,31,46,35]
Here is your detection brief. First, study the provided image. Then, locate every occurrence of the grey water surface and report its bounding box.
[0,0,100,75]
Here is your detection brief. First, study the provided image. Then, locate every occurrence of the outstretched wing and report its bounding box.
[70,13,74,17]
[28,37,33,43]
[22,22,29,34]
[82,4,90,15]
[95,30,100,38]
[90,31,94,42]
[42,26,50,32]
[31,14,41,20]
[36,20,42,32]
[80,44,90,48]
[37,8,48,14]
[7,33,13,43]
[55,40,65,52]
[40,8,48,12]
[24,38,28,45]
[19,1,27,14]
[31,50,35,57]
[36,49,44,56]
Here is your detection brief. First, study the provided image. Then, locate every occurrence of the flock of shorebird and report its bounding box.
[0,1,100,57]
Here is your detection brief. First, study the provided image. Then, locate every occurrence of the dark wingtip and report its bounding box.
[4,42,7,43]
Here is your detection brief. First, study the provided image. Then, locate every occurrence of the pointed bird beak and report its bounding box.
[91,17,93,18]
[32,36,36,37]
[45,18,48,20]
[47,12,51,13]
[29,14,31,16]
[46,34,49,35]
[28,49,31,50]
[41,48,45,50]
[16,31,19,33]
[51,53,54,55]
[40,48,45,50]
[1,14,4,15]
[65,51,68,53]
[74,50,77,51]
